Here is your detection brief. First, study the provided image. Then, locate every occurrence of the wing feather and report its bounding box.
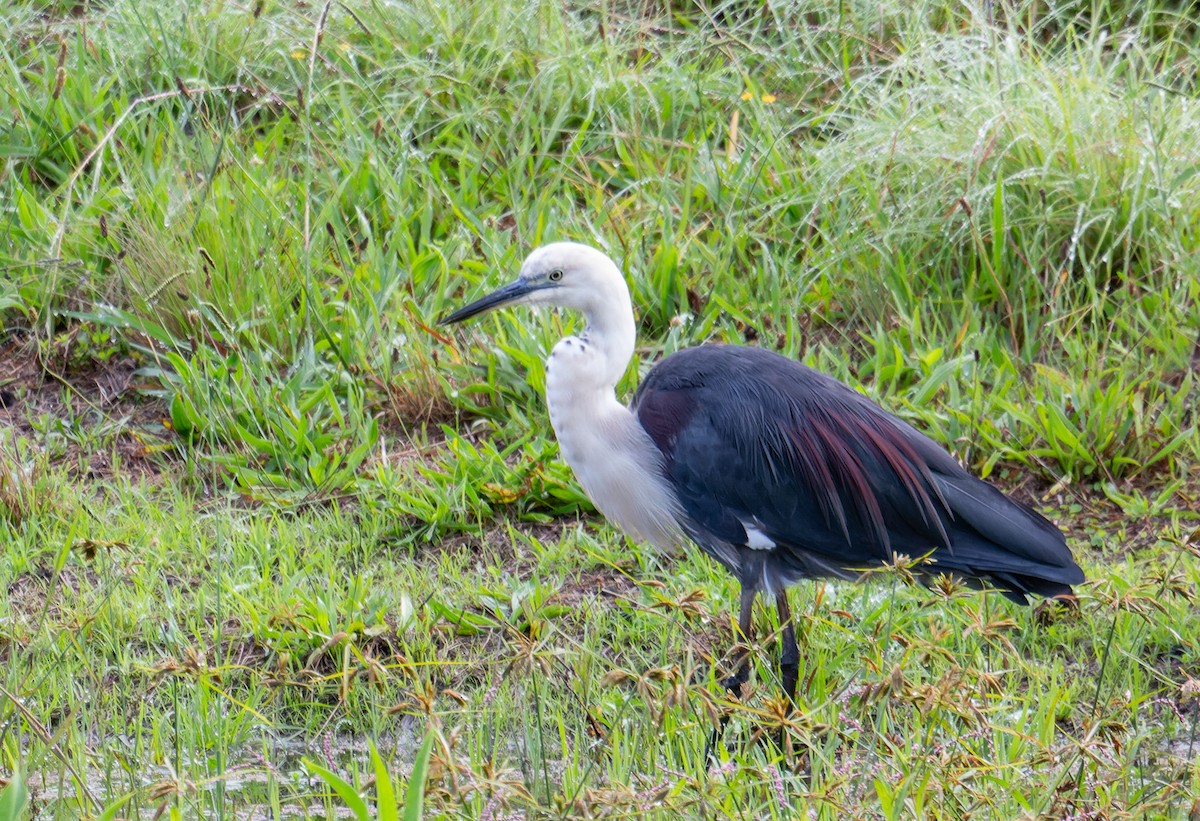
[633,344,1082,595]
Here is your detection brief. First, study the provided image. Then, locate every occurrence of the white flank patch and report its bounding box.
[743,524,775,551]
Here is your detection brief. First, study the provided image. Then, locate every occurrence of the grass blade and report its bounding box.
[403,733,436,821]
[305,760,371,821]
[0,771,29,821]
[372,743,399,821]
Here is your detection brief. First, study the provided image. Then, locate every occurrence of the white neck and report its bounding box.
[577,259,637,394]
[541,267,682,549]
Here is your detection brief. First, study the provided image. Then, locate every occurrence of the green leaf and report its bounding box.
[429,599,499,636]
[305,759,371,821]
[169,393,200,440]
[0,772,29,821]
[991,176,1005,280]
[371,743,399,821]
[403,733,436,821]
[98,791,137,821]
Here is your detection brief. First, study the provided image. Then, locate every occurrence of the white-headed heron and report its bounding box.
[441,242,1084,702]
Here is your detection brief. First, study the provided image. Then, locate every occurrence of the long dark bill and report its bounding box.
[439,279,536,325]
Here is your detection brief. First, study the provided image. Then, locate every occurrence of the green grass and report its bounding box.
[2,0,1199,817]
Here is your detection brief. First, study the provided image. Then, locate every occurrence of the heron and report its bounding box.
[441,242,1085,703]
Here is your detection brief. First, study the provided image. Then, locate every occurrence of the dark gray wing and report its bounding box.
[632,344,1083,601]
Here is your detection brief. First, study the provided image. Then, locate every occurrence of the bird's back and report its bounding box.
[632,344,1084,601]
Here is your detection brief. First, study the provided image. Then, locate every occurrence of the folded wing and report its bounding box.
[633,345,1083,601]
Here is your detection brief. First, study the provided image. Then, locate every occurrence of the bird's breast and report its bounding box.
[545,345,684,550]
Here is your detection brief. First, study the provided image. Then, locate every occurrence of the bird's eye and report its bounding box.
[548,269,563,282]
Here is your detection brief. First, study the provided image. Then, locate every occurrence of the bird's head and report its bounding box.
[439,242,631,327]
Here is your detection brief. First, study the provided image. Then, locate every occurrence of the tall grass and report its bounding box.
[3,0,1195,489]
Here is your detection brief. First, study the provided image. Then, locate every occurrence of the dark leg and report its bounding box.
[722,585,758,695]
[708,585,757,764]
[776,591,799,705]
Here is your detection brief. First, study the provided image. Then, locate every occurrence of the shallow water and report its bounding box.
[26,729,424,820]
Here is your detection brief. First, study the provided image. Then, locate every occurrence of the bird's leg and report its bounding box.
[722,585,758,695]
[776,591,799,706]
[707,586,757,764]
